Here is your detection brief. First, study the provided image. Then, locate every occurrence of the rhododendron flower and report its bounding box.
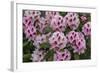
[23,10,41,41]
[66,31,86,55]
[45,11,59,24]
[82,22,91,36]
[23,16,34,30]
[49,31,67,50]
[54,49,71,61]
[80,15,87,22]
[24,10,41,20]
[50,14,66,32]
[36,17,49,33]
[63,12,80,30]
[66,31,78,44]
[24,10,41,29]
[23,16,37,41]
[24,26,37,41]
[31,49,46,62]
[33,34,47,49]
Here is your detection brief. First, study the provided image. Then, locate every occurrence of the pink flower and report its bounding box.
[54,49,71,61]
[24,10,41,29]
[24,25,37,41]
[63,12,80,30]
[66,31,78,44]
[80,15,87,22]
[24,10,41,20]
[45,11,59,24]
[49,31,67,50]
[31,49,46,62]
[23,16,34,30]
[50,14,66,32]
[23,10,41,41]
[82,22,91,36]
[72,32,86,54]
[66,31,86,55]
[36,17,49,33]
[23,16,37,41]
[33,34,47,49]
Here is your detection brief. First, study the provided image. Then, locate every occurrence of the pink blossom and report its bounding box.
[23,16,33,30]
[24,10,41,20]
[50,14,66,32]
[82,22,91,36]
[66,31,78,44]
[36,17,49,33]
[24,25,37,41]
[63,12,80,30]
[31,49,46,62]
[45,11,59,24]
[49,31,67,50]
[54,49,71,61]
[23,16,37,41]
[72,32,86,54]
[33,34,47,49]
[24,10,41,29]
[66,31,86,55]
[80,15,87,22]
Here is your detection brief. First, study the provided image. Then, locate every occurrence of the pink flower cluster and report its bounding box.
[63,12,80,30]
[23,10,50,40]
[23,16,37,41]
[45,11,59,24]
[66,31,86,54]
[82,22,91,36]
[49,31,67,51]
[31,49,46,62]
[50,15,66,32]
[80,15,87,22]
[33,34,47,49]
[54,49,71,61]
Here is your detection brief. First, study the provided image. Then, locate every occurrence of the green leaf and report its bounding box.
[74,53,80,60]
[40,42,50,49]
[79,48,91,59]
[64,27,71,35]
[44,49,54,61]
[43,26,53,34]
[23,41,35,54]
[60,12,67,17]
[65,44,73,51]
[23,54,32,62]
[75,23,83,32]
[23,41,30,47]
